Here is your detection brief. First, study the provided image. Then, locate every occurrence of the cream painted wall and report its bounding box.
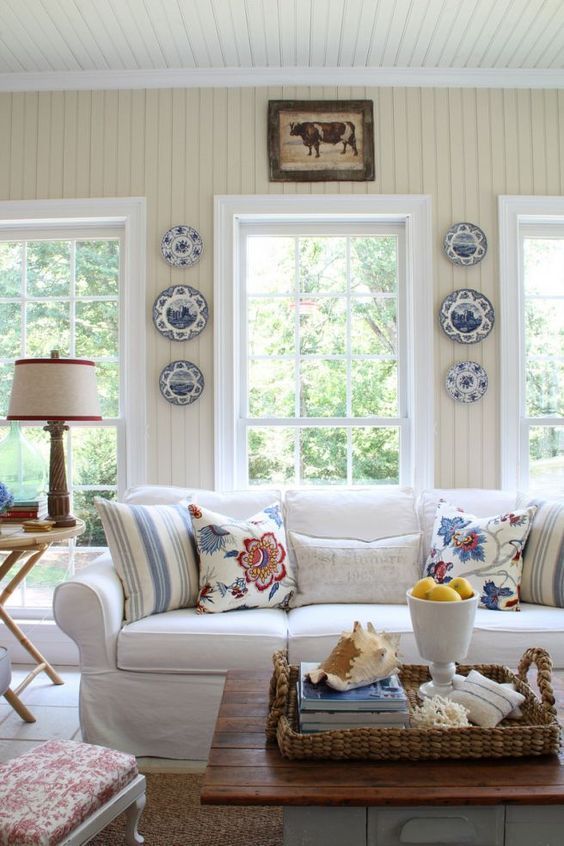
[0,86,562,490]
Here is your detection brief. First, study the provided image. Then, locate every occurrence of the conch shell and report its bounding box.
[307,621,400,692]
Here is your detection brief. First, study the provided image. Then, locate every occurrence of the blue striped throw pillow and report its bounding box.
[519,497,564,608]
[96,499,199,623]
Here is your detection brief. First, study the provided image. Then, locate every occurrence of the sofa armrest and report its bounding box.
[53,553,124,672]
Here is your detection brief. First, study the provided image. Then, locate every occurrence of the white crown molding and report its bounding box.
[0,65,563,92]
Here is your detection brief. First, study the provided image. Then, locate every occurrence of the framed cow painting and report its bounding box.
[268,100,374,182]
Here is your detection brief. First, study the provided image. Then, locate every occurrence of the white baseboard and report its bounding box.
[0,620,79,666]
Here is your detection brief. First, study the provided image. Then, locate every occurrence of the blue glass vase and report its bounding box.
[0,421,47,501]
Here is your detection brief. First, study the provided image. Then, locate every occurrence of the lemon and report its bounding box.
[449,577,474,600]
[410,576,437,599]
[426,584,462,602]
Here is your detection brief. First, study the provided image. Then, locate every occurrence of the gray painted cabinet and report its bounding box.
[284,804,564,846]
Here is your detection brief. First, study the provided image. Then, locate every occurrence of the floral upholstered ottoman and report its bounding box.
[0,740,146,845]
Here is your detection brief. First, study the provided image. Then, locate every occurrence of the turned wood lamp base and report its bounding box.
[45,420,76,528]
[7,350,102,528]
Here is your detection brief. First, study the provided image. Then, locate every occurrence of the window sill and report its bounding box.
[0,618,79,666]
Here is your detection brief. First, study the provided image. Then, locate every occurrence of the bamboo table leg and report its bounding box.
[0,604,64,686]
[0,549,26,582]
[0,546,64,686]
[0,546,49,605]
[3,688,36,722]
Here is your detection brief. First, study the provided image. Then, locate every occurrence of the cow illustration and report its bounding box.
[289,121,358,157]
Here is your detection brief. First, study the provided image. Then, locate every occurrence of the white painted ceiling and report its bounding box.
[0,0,563,88]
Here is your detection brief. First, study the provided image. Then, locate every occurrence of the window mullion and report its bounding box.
[21,241,27,356]
[294,236,301,485]
[346,236,353,485]
[346,237,352,418]
[70,240,76,357]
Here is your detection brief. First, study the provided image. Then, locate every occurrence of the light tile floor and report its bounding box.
[0,665,205,773]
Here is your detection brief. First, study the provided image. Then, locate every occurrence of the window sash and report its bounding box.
[499,198,564,491]
[0,198,146,617]
[520,225,564,490]
[238,224,407,488]
[0,232,121,612]
[214,194,433,492]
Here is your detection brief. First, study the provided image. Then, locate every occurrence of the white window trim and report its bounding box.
[214,194,434,492]
[498,194,564,491]
[0,197,147,493]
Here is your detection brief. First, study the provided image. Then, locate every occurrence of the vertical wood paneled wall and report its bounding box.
[0,86,562,489]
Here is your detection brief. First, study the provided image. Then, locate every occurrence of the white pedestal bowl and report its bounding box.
[407,589,479,698]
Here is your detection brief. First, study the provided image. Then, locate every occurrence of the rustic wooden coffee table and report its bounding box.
[202,669,564,846]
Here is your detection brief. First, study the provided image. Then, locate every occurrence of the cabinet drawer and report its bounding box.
[368,806,504,846]
[505,805,564,846]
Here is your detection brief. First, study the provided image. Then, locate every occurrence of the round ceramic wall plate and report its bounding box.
[159,360,204,406]
[161,225,204,267]
[443,222,487,266]
[153,285,209,342]
[439,288,494,344]
[446,361,488,403]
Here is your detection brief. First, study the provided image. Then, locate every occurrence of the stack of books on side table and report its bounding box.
[1,496,48,522]
[298,662,410,733]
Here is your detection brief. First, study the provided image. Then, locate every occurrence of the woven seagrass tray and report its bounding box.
[266,647,561,761]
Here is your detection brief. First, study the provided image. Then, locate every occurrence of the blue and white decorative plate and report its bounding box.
[159,360,204,406]
[439,288,494,344]
[443,222,487,266]
[153,285,208,342]
[446,361,488,403]
[161,225,204,268]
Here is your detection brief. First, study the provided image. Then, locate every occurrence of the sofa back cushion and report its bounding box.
[123,485,281,518]
[96,499,199,624]
[284,488,419,542]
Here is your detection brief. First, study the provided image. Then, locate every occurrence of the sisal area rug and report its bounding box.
[89,772,283,846]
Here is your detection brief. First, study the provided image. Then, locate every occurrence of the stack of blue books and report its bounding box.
[298,662,409,733]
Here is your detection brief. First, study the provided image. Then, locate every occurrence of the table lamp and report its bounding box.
[7,350,101,527]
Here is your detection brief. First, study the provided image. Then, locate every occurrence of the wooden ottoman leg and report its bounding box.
[125,792,146,845]
[3,688,36,722]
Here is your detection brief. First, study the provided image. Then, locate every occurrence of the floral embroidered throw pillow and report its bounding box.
[189,502,296,613]
[424,501,537,611]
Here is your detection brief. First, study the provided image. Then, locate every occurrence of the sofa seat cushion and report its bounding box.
[117,607,288,672]
[287,603,564,668]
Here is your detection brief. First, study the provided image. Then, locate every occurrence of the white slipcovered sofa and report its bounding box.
[53,485,564,760]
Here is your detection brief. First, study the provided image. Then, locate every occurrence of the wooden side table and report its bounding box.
[0,520,85,703]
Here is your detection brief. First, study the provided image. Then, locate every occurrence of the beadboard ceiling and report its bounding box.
[0,0,563,90]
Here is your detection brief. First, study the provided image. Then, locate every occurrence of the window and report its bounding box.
[499,197,564,495]
[215,195,433,491]
[0,198,146,617]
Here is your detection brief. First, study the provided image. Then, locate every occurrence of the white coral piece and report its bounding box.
[410,695,470,729]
